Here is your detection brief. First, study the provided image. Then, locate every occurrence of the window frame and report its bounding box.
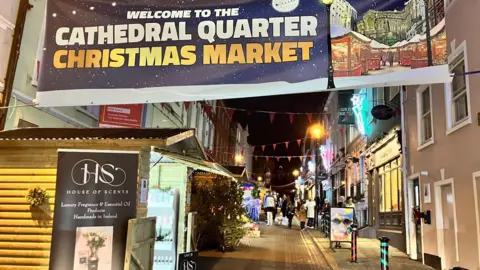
[444,40,471,135]
[416,85,434,150]
[76,106,100,120]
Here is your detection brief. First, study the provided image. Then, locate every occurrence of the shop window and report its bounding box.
[445,40,471,134]
[379,159,403,228]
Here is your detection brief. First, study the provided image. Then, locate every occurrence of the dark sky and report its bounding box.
[225,91,330,185]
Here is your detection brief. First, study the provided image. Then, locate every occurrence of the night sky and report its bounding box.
[225,91,330,186]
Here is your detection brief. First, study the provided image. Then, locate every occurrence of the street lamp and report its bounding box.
[322,0,336,89]
[257,176,263,181]
[423,0,433,66]
[309,123,324,228]
[293,169,300,177]
[235,154,243,163]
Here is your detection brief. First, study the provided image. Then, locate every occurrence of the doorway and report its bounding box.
[434,179,459,270]
[407,175,423,261]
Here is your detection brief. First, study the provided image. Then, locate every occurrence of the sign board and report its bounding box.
[49,150,139,270]
[35,0,450,107]
[139,178,148,204]
[99,104,144,128]
[338,90,355,125]
[329,207,354,243]
[374,138,400,167]
[177,251,198,270]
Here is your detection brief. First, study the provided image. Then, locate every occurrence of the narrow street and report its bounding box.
[199,225,332,270]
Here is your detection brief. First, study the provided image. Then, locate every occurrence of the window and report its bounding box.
[76,106,100,120]
[450,56,468,123]
[416,86,433,147]
[445,41,471,134]
[390,86,400,100]
[379,159,402,213]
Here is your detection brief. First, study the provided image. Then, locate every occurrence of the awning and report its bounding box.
[151,149,236,179]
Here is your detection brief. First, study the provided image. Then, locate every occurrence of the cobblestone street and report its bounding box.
[199,225,332,270]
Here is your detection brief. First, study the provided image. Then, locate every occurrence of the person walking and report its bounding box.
[264,191,275,226]
[306,199,316,229]
[286,198,296,229]
[297,201,308,231]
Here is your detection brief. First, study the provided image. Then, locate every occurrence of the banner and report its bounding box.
[330,207,354,242]
[49,150,139,270]
[36,0,449,106]
[99,104,144,128]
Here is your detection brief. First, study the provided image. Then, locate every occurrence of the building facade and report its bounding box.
[403,0,479,268]
[323,87,406,251]
[330,0,358,31]
[213,100,233,165]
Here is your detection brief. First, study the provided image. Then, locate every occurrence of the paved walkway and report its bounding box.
[307,230,435,270]
[199,224,332,270]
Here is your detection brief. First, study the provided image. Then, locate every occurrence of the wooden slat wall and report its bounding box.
[0,168,56,270]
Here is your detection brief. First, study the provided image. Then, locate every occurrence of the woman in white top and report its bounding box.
[306,199,316,228]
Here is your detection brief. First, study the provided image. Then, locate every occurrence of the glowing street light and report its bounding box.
[293,169,300,177]
[235,154,244,163]
[257,176,263,181]
[310,124,324,139]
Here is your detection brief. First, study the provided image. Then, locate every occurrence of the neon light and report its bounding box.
[351,92,366,135]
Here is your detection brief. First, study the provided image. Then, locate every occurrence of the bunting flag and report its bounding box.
[269,112,275,123]
[285,142,289,149]
[262,145,266,152]
[288,157,292,162]
[161,103,165,108]
[247,110,252,116]
[227,108,235,120]
[204,105,213,116]
[297,139,301,146]
[307,113,313,123]
[289,114,294,124]
[276,157,280,161]
[266,157,269,162]
[184,101,191,111]
[273,144,277,150]
[371,118,378,124]
[251,146,255,151]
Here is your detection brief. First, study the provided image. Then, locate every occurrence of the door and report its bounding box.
[413,179,422,261]
[441,184,456,269]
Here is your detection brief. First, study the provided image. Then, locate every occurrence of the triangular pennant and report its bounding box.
[184,102,191,111]
[273,144,277,150]
[285,142,289,149]
[266,156,269,162]
[288,157,292,162]
[372,118,378,124]
[251,146,255,151]
[276,157,280,161]
[247,110,252,116]
[297,139,301,146]
[269,112,275,123]
[227,108,235,120]
[262,145,266,152]
[161,103,165,108]
[254,156,257,161]
[289,114,294,124]
[204,105,213,116]
[307,113,313,123]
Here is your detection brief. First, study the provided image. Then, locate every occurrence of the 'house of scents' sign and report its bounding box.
[49,149,139,270]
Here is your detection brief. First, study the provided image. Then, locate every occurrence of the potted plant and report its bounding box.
[83,232,106,270]
[26,187,51,214]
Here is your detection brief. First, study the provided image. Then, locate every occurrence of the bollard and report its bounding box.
[379,236,390,270]
[325,212,330,237]
[350,224,358,263]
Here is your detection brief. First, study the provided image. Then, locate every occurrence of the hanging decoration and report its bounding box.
[289,114,294,124]
[307,113,313,123]
[184,101,191,111]
[269,112,275,123]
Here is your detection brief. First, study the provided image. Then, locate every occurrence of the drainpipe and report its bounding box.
[0,0,32,131]
[400,85,411,256]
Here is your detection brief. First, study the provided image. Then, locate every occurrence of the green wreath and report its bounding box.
[26,187,49,207]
